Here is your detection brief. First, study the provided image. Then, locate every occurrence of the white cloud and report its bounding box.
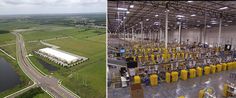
[0,0,106,15]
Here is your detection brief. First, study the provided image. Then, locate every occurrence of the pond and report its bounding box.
[36,58,58,71]
[0,57,21,92]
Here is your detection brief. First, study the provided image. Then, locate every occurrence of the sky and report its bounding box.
[0,0,106,15]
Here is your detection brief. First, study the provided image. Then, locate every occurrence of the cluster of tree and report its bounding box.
[0,30,10,34]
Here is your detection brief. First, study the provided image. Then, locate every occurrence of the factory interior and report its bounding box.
[107,1,236,98]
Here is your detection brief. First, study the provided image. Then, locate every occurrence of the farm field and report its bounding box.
[23,27,106,98]
[0,13,105,98]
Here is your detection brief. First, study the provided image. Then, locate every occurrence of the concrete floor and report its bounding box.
[108,69,236,98]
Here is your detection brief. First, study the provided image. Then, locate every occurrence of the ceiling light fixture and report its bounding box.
[176,15,185,18]
[146,19,149,21]
[117,8,128,11]
[155,14,159,17]
[130,5,134,8]
[187,1,193,3]
[207,25,211,28]
[165,9,170,12]
[126,11,130,14]
[177,22,181,25]
[219,7,228,10]
[115,19,121,21]
[227,20,232,22]
[191,14,196,17]
[211,22,218,24]
[154,22,160,25]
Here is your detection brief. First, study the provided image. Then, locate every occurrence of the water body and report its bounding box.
[36,58,58,71]
[0,57,21,92]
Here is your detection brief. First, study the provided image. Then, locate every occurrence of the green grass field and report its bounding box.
[0,44,17,58]
[0,17,106,98]
[0,20,40,31]
[16,87,51,98]
[0,33,15,45]
[23,27,106,98]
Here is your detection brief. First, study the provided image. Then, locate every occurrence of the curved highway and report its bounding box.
[14,32,79,98]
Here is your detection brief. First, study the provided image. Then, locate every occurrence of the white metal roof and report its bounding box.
[39,48,79,64]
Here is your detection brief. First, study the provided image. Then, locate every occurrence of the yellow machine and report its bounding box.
[223,82,236,97]
[138,55,142,62]
[198,90,204,98]
[189,69,196,78]
[216,64,222,72]
[134,76,141,84]
[151,54,155,61]
[145,55,149,62]
[222,63,227,71]
[166,72,171,83]
[210,65,216,74]
[196,67,203,77]
[204,66,210,75]
[171,71,179,82]
[133,56,137,61]
[227,62,233,70]
[178,96,185,98]
[150,74,158,86]
[198,87,215,98]
[223,84,228,97]
[162,53,168,63]
[181,70,188,80]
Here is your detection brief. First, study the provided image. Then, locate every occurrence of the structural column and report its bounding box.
[131,27,134,41]
[159,27,162,42]
[178,22,182,44]
[123,20,126,40]
[218,14,222,47]
[203,12,207,44]
[165,10,169,49]
[140,21,143,43]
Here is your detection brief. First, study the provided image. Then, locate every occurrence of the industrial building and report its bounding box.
[108,1,236,98]
[35,48,88,67]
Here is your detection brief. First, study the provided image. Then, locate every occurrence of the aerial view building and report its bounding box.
[108,1,236,98]
[36,47,88,67]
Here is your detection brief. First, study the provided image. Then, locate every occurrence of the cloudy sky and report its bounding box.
[0,0,106,15]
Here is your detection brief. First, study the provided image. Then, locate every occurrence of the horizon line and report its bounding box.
[0,12,106,16]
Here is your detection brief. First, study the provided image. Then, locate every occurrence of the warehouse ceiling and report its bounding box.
[108,1,236,33]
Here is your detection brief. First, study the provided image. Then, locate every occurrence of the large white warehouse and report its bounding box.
[35,47,88,67]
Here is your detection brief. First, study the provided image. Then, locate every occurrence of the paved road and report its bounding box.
[14,32,79,98]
